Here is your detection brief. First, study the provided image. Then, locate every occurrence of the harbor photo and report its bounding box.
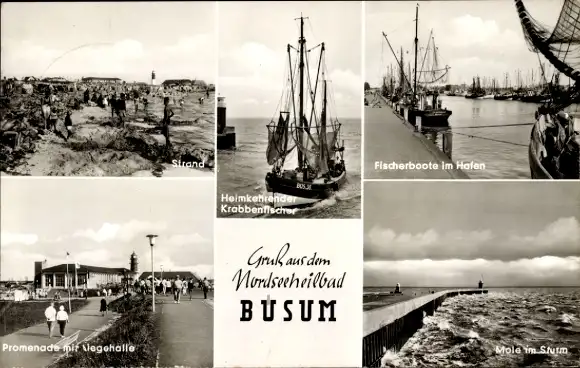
[1,2,215,177]
[363,180,580,367]
[216,1,362,219]
[0,178,214,368]
[365,0,580,179]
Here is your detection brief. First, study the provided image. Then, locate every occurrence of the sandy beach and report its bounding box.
[1,88,214,177]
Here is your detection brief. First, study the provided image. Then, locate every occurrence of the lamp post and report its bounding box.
[146,235,158,312]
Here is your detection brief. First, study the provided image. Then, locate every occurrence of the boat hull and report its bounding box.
[408,109,452,127]
[420,109,452,127]
[265,170,347,199]
[528,122,552,179]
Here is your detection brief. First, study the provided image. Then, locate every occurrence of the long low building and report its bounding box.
[138,271,199,282]
[81,77,123,84]
[35,263,135,289]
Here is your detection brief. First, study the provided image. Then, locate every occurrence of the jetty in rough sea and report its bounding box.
[362,288,488,367]
[364,93,469,179]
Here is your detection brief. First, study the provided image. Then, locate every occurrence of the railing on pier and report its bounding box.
[362,289,488,367]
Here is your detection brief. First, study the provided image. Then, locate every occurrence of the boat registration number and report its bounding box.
[297,183,312,190]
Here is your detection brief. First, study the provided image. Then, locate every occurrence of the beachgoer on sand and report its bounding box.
[110,93,117,119]
[44,302,57,338]
[56,305,69,338]
[64,110,73,140]
[41,91,52,131]
[163,97,174,157]
[116,93,127,127]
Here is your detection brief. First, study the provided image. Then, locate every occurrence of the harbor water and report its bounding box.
[364,287,580,367]
[426,96,580,179]
[217,118,361,218]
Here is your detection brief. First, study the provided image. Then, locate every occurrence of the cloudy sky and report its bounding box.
[1,179,214,281]
[218,1,362,118]
[364,181,580,287]
[1,2,215,83]
[366,0,568,87]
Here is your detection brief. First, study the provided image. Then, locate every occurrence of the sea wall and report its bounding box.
[362,289,488,367]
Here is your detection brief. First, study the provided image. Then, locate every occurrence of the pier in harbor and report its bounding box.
[362,288,488,367]
[364,95,468,179]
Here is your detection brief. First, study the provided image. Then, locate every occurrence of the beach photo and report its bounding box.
[362,180,580,367]
[216,1,362,219]
[0,178,214,368]
[1,2,215,177]
[364,0,579,180]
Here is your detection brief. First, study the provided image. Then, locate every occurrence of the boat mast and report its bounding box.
[298,15,306,179]
[413,4,419,106]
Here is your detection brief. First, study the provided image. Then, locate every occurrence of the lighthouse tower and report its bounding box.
[130,251,140,280]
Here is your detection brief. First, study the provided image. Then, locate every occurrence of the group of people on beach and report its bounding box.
[43,302,69,338]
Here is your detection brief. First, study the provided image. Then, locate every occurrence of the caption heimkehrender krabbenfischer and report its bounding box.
[374,160,486,171]
[220,194,297,215]
[234,243,345,322]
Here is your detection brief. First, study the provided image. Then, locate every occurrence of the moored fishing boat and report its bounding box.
[265,15,347,201]
[515,0,580,179]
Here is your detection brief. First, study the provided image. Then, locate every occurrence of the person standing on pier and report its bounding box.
[56,305,69,338]
[478,280,484,289]
[394,283,401,294]
[44,302,56,338]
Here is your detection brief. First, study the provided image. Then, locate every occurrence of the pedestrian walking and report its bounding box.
[100,297,108,316]
[189,278,195,300]
[44,302,57,338]
[174,275,183,304]
[203,277,210,299]
[56,305,69,338]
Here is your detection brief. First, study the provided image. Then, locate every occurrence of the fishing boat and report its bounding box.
[466,77,485,99]
[265,16,347,201]
[383,5,452,128]
[516,0,580,179]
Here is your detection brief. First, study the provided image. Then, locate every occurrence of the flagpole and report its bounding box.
[66,252,71,313]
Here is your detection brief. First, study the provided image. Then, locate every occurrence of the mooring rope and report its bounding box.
[452,131,528,147]
[452,122,534,129]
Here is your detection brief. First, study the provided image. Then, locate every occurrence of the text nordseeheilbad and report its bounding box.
[232,270,346,291]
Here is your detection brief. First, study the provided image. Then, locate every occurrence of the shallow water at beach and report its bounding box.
[217,118,361,219]
[377,288,580,367]
[133,92,214,151]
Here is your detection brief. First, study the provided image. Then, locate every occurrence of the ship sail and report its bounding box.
[266,113,291,165]
[418,32,450,85]
[266,16,344,180]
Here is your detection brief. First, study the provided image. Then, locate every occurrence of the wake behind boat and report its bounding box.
[515,0,580,179]
[265,15,347,200]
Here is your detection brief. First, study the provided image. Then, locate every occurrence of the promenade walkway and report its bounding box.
[157,289,214,368]
[364,95,468,179]
[0,297,118,368]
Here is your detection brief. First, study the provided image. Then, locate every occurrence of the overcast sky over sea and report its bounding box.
[1,2,216,84]
[1,179,214,280]
[364,181,580,287]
